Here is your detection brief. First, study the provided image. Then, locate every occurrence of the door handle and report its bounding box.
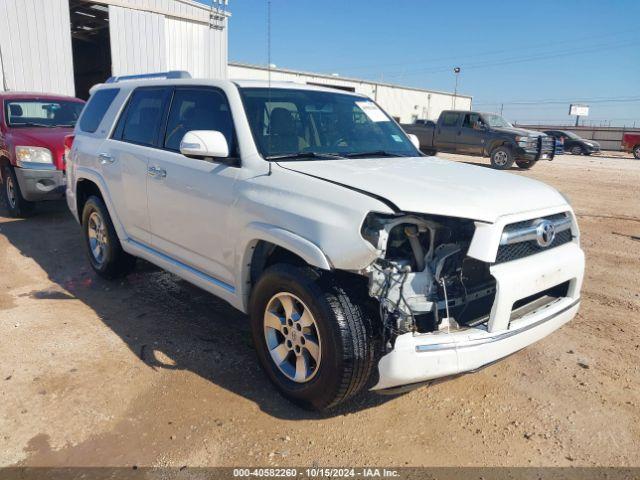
[147,166,167,178]
[99,153,114,165]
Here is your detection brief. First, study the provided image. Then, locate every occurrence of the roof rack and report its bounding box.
[105,71,192,83]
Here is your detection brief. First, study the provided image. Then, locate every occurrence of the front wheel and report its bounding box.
[633,146,640,159]
[490,146,515,170]
[1,166,35,217]
[81,195,136,279]
[570,145,584,155]
[250,264,376,410]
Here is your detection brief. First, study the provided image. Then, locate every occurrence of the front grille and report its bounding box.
[496,229,572,263]
[540,136,555,153]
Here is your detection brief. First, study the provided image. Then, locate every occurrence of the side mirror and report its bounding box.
[408,133,420,149]
[180,130,229,159]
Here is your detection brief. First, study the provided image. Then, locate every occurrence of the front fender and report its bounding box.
[235,222,332,311]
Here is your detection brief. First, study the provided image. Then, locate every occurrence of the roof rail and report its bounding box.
[105,71,192,83]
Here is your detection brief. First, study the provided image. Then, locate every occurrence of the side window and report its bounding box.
[117,88,170,147]
[164,88,237,155]
[79,89,119,133]
[462,113,476,128]
[442,113,459,127]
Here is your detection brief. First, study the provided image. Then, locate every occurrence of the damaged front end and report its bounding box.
[361,212,496,352]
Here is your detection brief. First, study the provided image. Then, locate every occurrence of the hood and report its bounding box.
[277,156,568,223]
[491,126,545,137]
[7,126,73,170]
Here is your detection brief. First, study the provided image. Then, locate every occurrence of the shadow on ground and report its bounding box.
[0,200,394,420]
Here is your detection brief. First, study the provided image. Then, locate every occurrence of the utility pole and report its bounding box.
[452,67,460,109]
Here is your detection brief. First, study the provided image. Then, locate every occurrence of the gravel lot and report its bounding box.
[1,153,638,467]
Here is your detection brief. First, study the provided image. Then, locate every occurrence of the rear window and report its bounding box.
[79,89,119,133]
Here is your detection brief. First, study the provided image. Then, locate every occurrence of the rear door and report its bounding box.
[435,112,461,151]
[100,87,172,244]
[145,86,240,286]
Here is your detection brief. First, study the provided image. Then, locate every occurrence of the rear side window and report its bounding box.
[116,88,171,147]
[79,89,119,133]
[442,113,459,127]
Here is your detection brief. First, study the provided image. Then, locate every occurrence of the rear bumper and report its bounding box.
[372,242,585,390]
[14,166,65,201]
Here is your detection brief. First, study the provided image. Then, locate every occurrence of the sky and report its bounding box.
[202,0,640,126]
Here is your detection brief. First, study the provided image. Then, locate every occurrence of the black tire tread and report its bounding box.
[82,195,136,279]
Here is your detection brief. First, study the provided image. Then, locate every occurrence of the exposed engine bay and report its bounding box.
[361,213,497,350]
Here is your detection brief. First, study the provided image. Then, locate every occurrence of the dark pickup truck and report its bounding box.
[402,110,555,169]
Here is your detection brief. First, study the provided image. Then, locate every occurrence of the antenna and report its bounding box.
[267,0,272,175]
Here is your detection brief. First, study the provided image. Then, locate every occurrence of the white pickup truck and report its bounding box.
[66,72,585,410]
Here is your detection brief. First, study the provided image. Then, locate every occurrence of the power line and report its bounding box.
[321,28,639,73]
[382,39,640,78]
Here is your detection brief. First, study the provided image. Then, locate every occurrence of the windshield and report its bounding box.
[5,99,84,128]
[239,88,420,159]
[483,113,512,128]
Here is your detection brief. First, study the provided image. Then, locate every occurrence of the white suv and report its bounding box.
[66,72,585,410]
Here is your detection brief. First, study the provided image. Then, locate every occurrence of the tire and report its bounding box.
[423,149,438,156]
[81,195,136,279]
[570,145,584,155]
[633,145,640,159]
[490,146,515,170]
[516,160,535,170]
[1,165,36,218]
[249,264,376,411]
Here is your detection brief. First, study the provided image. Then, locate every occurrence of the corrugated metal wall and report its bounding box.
[109,5,167,75]
[165,16,228,79]
[0,0,75,95]
[109,2,228,79]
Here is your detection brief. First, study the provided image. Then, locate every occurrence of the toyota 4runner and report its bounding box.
[66,72,585,410]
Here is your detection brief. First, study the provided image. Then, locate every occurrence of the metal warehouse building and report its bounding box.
[0,0,229,99]
[229,62,472,124]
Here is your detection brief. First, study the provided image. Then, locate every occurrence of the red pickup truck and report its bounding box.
[622,132,640,159]
[0,92,85,217]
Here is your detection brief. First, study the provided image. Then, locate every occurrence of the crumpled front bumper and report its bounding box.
[372,241,585,391]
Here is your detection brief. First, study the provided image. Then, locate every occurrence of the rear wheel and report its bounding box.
[490,146,515,170]
[81,195,136,278]
[633,145,640,159]
[250,264,376,410]
[1,165,35,218]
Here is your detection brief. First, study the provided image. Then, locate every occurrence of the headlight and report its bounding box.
[516,135,535,148]
[15,146,53,167]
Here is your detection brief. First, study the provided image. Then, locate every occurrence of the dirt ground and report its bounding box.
[1,153,638,467]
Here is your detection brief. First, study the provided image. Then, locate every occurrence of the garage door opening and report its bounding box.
[69,0,112,99]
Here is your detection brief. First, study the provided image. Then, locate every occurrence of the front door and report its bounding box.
[146,87,240,286]
[458,112,486,155]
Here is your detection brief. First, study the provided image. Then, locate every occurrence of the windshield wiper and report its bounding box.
[267,152,345,161]
[344,150,408,158]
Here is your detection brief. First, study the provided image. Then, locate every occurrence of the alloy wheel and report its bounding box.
[87,211,108,265]
[493,150,509,166]
[263,292,322,383]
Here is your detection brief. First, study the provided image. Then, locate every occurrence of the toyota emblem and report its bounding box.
[535,220,556,247]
